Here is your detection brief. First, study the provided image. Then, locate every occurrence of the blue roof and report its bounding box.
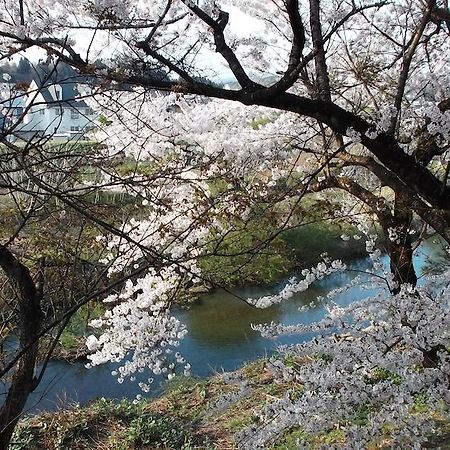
[35,80,89,108]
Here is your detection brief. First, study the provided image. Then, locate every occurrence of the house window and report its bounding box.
[54,108,59,116]
[39,108,45,115]
[85,107,93,115]
[70,126,80,131]
[71,108,79,119]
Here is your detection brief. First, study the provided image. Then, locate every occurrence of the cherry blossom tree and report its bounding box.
[0,65,306,447]
[2,0,449,275]
[1,0,450,448]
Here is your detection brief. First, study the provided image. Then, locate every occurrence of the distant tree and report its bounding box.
[15,58,33,82]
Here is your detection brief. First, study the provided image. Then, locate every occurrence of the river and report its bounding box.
[1,238,444,414]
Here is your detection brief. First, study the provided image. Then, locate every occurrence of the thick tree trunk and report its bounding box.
[309,176,419,291]
[384,196,417,294]
[0,341,39,449]
[0,246,42,449]
[388,238,417,293]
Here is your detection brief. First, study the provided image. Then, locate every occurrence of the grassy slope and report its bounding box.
[11,359,307,450]
[13,357,450,450]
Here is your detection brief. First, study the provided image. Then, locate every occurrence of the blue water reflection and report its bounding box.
[1,239,443,413]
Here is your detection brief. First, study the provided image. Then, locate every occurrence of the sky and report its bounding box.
[15,3,265,84]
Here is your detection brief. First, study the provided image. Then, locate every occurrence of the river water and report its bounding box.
[2,239,444,414]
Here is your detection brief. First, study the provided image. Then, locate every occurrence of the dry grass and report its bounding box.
[13,359,284,450]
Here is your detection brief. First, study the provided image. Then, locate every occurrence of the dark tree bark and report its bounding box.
[309,0,331,102]
[384,195,417,293]
[310,176,417,292]
[0,246,42,449]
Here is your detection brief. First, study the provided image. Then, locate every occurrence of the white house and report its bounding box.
[0,83,26,132]
[16,79,97,140]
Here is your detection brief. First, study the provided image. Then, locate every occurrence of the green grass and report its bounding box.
[14,356,450,450]
[12,398,198,450]
[57,303,105,356]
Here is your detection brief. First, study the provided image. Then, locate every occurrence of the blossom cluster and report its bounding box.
[241,246,450,448]
[247,259,346,308]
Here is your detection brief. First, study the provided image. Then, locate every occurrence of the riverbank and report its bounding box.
[3,238,443,419]
[12,357,450,450]
[9,240,449,448]
[13,360,274,450]
[48,219,369,363]
[3,253,384,414]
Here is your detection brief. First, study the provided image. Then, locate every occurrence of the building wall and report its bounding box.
[21,101,96,136]
[18,80,97,137]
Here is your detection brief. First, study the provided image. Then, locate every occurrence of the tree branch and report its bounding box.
[309,0,331,101]
[389,0,435,134]
[180,1,258,89]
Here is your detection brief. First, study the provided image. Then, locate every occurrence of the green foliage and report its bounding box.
[280,221,364,266]
[351,401,375,427]
[89,397,117,417]
[123,414,193,449]
[114,158,158,177]
[270,427,309,450]
[15,405,90,450]
[207,177,230,198]
[271,426,346,449]
[10,421,36,450]
[164,376,210,421]
[98,114,113,126]
[199,224,291,286]
[44,141,102,151]
[59,332,79,350]
[225,414,255,431]
[312,352,333,363]
[14,358,450,450]
[316,428,346,446]
[251,116,272,130]
[353,58,381,84]
[369,367,403,386]
[411,394,429,414]
[165,374,206,395]
[51,410,89,450]
[12,398,203,449]
[59,303,105,351]
[282,354,298,368]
